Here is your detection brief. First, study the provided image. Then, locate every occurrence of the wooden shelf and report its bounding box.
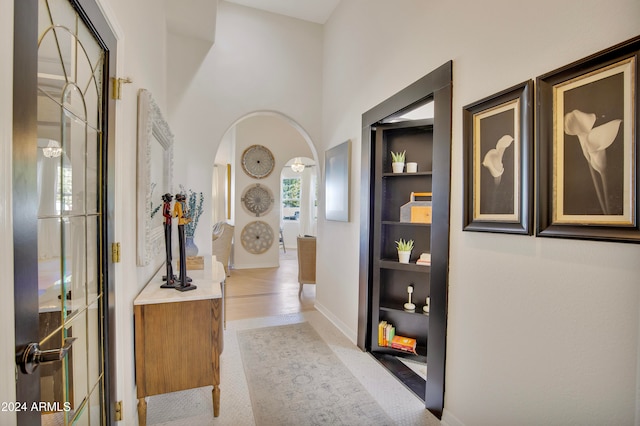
[381,221,431,227]
[372,345,427,362]
[369,118,434,394]
[378,259,430,272]
[380,306,429,318]
[382,171,433,178]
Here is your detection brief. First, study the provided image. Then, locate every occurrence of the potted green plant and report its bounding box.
[390,150,406,173]
[395,238,414,263]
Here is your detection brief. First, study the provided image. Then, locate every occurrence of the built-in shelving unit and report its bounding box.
[359,61,452,418]
[372,119,434,364]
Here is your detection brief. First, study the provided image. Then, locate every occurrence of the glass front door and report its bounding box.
[36,0,106,423]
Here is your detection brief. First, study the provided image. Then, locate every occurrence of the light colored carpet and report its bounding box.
[238,322,393,425]
[145,311,440,425]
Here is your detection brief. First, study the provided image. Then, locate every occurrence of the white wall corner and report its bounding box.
[96,0,125,42]
[440,409,465,426]
[314,300,357,344]
[164,0,217,43]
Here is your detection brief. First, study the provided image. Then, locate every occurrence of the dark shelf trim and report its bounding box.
[382,171,433,177]
[381,221,431,227]
[375,117,434,130]
[358,60,451,419]
[372,345,428,362]
[370,352,426,401]
[380,306,430,318]
[378,259,431,272]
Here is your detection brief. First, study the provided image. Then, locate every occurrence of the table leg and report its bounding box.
[138,397,147,426]
[212,385,220,417]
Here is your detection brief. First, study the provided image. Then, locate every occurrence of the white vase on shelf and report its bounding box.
[398,250,411,264]
[392,162,405,173]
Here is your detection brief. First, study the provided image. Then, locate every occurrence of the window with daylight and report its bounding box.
[282,177,301,221]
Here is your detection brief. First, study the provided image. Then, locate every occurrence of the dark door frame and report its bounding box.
[13,0,117,423]
[358,61,452,418]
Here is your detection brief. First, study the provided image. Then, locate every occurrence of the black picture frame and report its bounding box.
[537,35,640,243]
[463,80,533,234]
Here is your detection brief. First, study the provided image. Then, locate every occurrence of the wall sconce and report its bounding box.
[291,158,305,173]
[43,140,62,158]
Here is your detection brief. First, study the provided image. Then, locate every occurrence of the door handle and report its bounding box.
[18,337,76,374]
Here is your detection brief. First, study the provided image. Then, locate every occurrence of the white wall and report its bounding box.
[233,115,313,268]
[0,0,16,424]
[94,0,172,419]
[320,1,640,425]
[167,1,324,259]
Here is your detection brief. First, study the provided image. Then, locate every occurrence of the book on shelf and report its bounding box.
[378,321,386,346]
[391,335,417,354]
[416,252,431,266]
[377,320,395,347]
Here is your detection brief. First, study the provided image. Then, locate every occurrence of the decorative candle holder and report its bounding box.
[404,285,416,312]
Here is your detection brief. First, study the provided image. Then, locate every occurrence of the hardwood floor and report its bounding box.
[224,249,316,321]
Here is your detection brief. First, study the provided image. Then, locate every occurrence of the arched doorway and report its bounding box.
[212,112,318,272]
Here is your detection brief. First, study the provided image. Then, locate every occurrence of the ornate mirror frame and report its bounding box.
[137,89,174,266]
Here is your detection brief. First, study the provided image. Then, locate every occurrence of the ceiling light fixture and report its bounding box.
[43,140,62,158]
[291,158,305,173]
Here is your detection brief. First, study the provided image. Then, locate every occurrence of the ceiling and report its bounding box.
[165,0,339,44]
[224,0,341,24]
[165,0,219,42]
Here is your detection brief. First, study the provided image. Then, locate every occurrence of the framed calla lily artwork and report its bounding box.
[537,35,640,243]
[463,80,533,234]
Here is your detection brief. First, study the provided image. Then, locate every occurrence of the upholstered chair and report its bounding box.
[296,236,316,294]
[212,222,234,276]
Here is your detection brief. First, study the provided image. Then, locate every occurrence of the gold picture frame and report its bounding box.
[463,81,533,234]
[537,35,640,243]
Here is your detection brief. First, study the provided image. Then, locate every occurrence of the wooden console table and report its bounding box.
[134,257,225,425]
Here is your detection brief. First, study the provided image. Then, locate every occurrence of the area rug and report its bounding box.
[237,322,394,425]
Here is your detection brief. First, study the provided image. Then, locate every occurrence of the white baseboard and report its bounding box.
[314,301,357,344]
[232,262,278,269]
[441,409,465,426]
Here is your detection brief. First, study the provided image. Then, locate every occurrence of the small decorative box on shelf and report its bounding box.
[400,192,432,224]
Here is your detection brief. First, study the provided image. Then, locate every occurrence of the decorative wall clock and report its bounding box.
[241,144,275,179]
[241,184,274,217]
[240,221,274,254]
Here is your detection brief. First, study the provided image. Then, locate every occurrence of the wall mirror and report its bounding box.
[137,89,174,266]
